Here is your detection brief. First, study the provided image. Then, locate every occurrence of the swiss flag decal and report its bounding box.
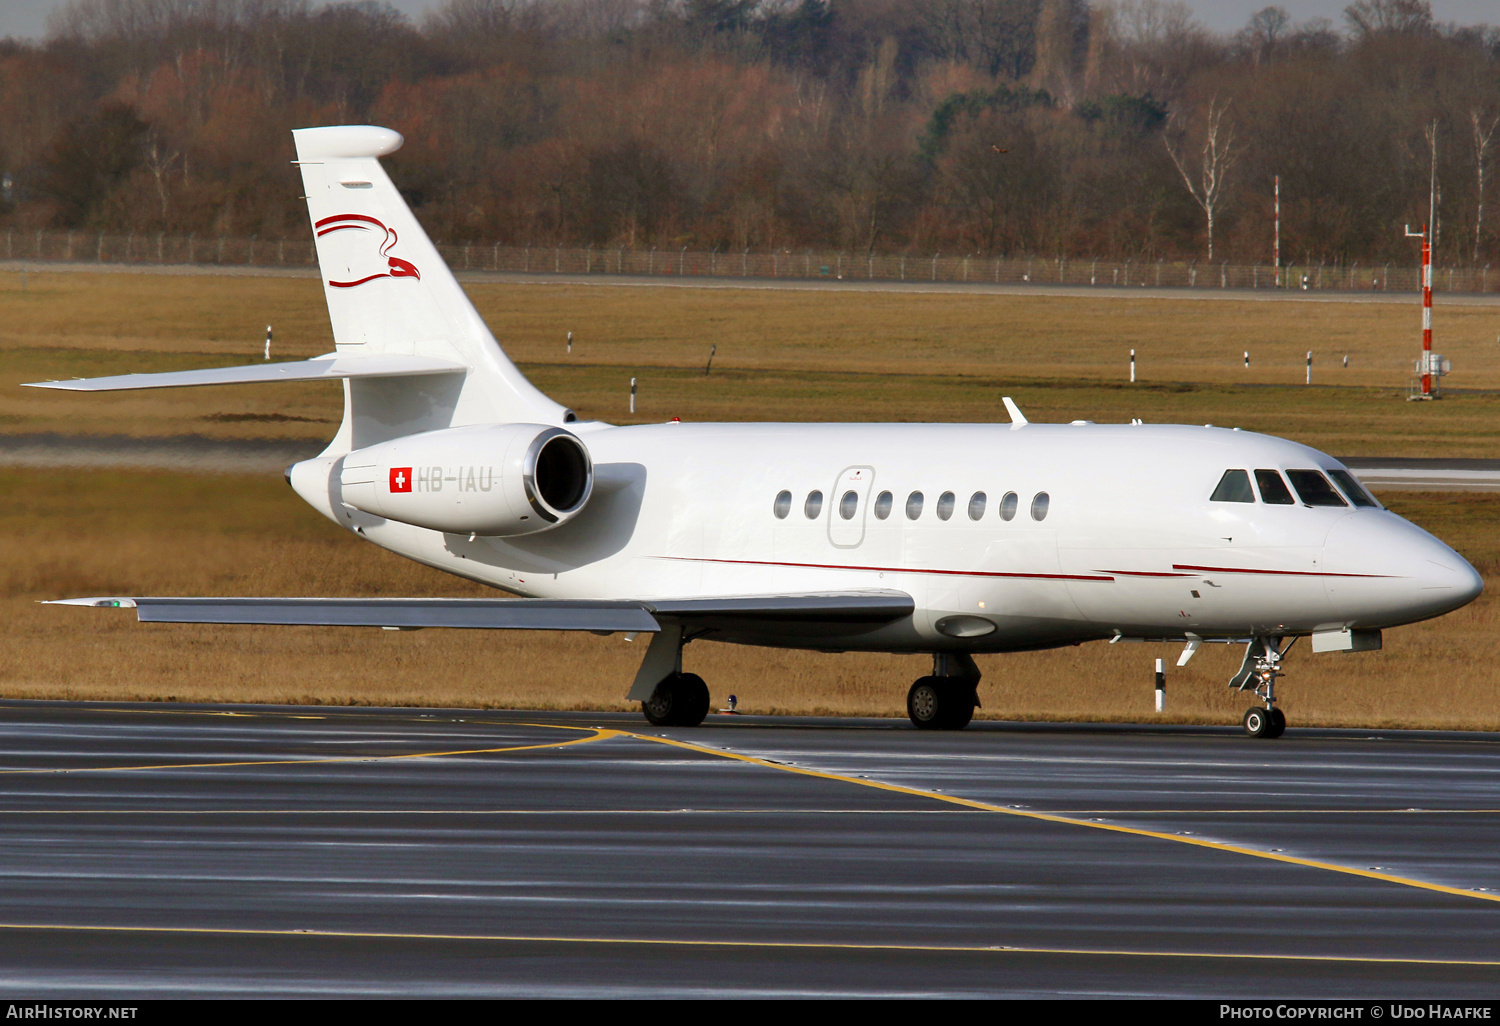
[389,467,412,492]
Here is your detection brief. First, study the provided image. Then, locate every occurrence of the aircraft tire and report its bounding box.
[1266,708,1287,739]
[1243,707,1272,738]
[944,682,976,730]
[907,678,975,730]
[641,672,711,727]
[675,672,710,726]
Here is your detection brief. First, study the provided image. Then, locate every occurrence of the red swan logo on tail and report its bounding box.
[315,213,421,288]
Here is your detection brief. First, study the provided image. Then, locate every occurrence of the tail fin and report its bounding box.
[293,125,568,449]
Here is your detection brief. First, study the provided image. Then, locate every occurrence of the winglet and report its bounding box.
[1002,396,1028,427]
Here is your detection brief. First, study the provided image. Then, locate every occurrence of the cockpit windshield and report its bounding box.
[1210,469,1254,502]
[1286,469,1348,507]
[1328,469,1380,508]
[1255,469,1295,505]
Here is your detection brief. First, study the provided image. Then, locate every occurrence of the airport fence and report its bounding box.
[6,229,1499,295]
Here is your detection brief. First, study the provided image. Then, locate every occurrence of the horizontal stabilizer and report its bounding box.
[49,590,914,632]
[23,355,466,392]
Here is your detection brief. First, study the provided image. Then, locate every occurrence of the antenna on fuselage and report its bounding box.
[1002,396,1028,427]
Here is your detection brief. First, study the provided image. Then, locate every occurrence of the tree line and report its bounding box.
[1,0,1497,266]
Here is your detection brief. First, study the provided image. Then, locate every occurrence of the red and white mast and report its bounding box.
[1273,175,1280,287]
[1405,222,1446,399]
[1420,228,1433,396]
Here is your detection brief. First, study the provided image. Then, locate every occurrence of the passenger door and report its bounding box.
[827,466,875,548]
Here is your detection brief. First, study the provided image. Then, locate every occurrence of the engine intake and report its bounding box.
[339,423,593,536]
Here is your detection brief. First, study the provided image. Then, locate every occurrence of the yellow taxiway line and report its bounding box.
[0,723,621,776]
[0,920,1494,967]
[13,709,1500,908]
[629,731,1500,907]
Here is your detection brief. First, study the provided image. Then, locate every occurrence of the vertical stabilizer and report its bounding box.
[293,125,567,448]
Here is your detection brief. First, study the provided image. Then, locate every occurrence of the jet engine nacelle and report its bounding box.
[339,423,593,536]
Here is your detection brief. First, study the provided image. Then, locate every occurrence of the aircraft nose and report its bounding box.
[1322,512,1483,626]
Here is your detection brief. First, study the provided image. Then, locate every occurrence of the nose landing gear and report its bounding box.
[1231,636,1293,738]
[1242,706,1286,739]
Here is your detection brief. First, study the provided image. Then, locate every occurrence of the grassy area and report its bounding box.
[4,269,1500,455]
[1,469,1496,729]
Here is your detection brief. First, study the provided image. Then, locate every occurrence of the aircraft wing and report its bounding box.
[47,591,915,633]
[21,355,466,391]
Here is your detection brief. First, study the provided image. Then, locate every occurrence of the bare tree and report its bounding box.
[1165,96,1236,261]
[1093,0,1216,101]
[1234,6,1289,66]
[914,0,1043,79]
[142,129,179,221]
[1474,109,1498,262]
[1343,0,1432,38]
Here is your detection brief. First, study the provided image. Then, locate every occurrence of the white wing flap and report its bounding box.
[23,355,466,392]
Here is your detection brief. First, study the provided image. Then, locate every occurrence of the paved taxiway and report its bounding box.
[0,701,1496,997]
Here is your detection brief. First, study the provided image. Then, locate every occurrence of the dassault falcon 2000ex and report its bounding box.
[29,126,1483,737]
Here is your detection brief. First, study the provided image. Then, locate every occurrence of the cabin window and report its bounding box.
[1031,492,1050,521]
[1210,469,1255,502]
[905,491,924,520]
[936,491,956,520]
[968,491,987,520]
[1328,469,1379,508]
[999,491,1018,521]
[1286,470,1348,507]
[874,490,893,520]
[1255,469,1295,505]
[773,490,792,519]
[804,490,824,519]
[839,490,859,520]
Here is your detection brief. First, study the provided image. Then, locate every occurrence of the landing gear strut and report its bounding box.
[1230,636,1293,739]
[628,625,711,728]
[907,653,980,730]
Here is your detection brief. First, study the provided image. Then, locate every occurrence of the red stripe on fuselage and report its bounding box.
[1172,563,1392,579]
[659,556,1115,582]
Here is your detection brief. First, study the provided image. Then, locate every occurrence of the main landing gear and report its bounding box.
[631,625,713,727]
[642,672,711,727]
[1230,636,1293,739]
[907,653,981,730]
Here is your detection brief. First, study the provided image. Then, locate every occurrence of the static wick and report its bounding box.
[264,325,272,361]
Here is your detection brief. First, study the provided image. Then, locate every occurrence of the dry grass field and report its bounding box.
[5,269,1500,455]
[2,268,1499,726]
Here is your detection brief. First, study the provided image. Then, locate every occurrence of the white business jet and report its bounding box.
[28,126,1483,737]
